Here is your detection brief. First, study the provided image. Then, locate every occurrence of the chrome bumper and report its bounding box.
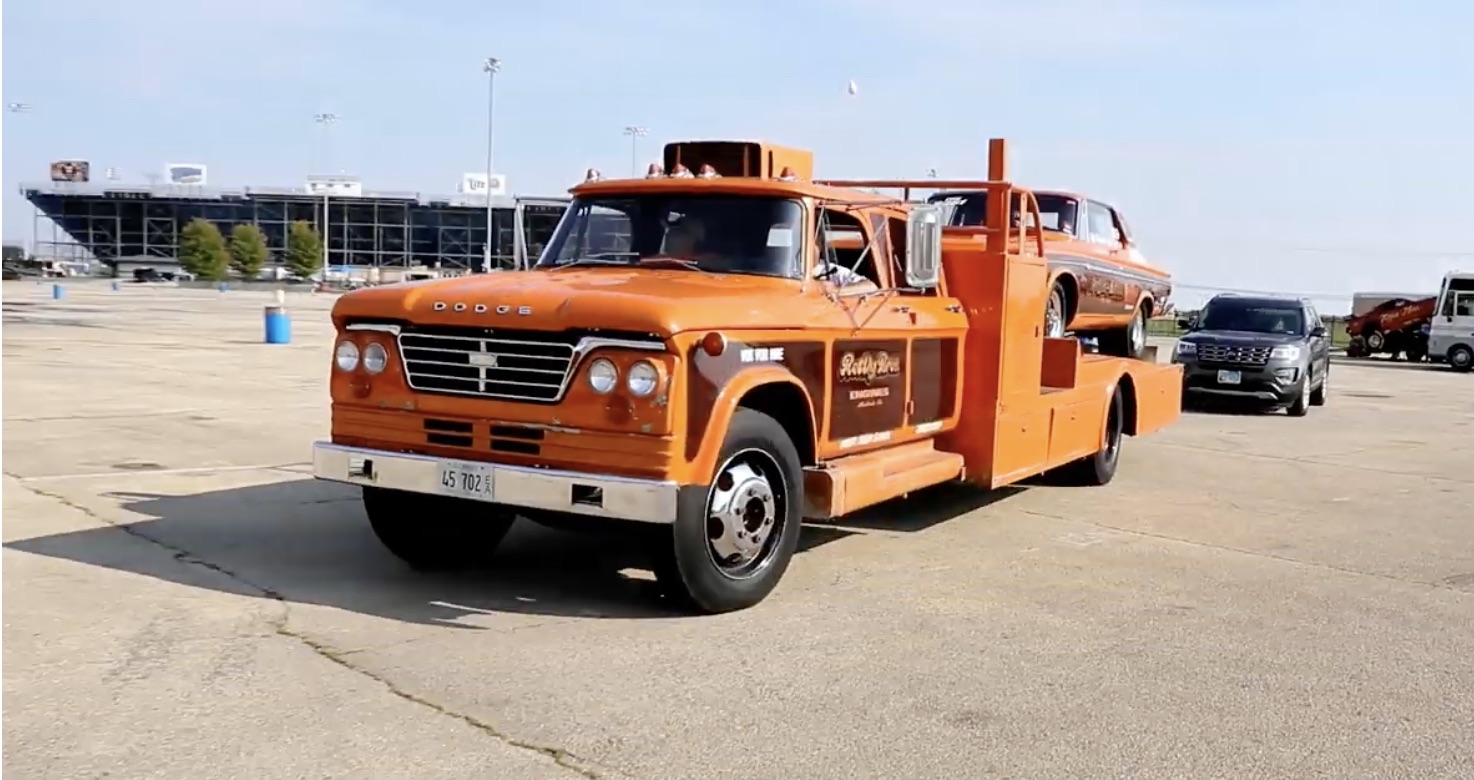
[311,441,679,524]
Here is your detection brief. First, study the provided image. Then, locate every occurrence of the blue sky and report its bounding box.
[3,0,1471,309]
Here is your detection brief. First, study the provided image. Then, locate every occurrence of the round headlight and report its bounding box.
[335,340,360,372]
[362,342,388,374]
[627,360,659,397]
[587,358,618,394]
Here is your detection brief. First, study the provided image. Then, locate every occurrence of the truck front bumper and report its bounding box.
[312,441,679,524]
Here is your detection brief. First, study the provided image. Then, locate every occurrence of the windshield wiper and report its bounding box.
[639,256,710,273]
[551,252,639,270]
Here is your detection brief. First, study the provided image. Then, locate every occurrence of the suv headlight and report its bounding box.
[1270,345,1301,361]
[335,340,360,371]
[626,360,660,397]
[1175,341,1196,356]
[587,358,618,394]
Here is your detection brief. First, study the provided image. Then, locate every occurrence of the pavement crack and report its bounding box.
[11,480,607,779]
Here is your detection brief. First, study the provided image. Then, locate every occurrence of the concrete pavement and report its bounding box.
[4,280,1471,779]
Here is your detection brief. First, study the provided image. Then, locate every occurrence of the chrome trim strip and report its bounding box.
[1045,252,1173,291]
[347,322,403,335]
[312,441,678,524]
[1185,387,1280,401]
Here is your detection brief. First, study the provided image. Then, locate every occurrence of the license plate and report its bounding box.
[437,461,494,500]
[1217,369,1242,385]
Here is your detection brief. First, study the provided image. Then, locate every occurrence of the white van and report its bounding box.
[1427,271,1474,372]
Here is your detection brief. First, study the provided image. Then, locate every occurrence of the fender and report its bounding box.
[686,365,818,487]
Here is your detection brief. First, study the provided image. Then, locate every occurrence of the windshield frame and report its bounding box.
[533,192,808,280]
[1197,299,1307,336]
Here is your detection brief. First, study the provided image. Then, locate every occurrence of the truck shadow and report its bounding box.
[9,476,1020,624]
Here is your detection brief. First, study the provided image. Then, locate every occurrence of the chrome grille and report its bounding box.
[397,328,576,402]
[1196,343,1272,367]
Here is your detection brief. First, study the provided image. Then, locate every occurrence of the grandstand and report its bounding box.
[19,180,571,273]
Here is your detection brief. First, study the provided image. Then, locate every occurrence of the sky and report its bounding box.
[3,0,1472,310]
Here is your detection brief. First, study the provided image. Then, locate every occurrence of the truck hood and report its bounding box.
[331,268,811,336]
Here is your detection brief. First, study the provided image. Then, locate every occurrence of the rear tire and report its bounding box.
[363,487,516,570]
[650,409,804,614]
[1057,384,1125,486]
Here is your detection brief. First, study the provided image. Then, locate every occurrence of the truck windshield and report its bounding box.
[1199,301,1305,335]
[536,194,805,279]
[927,191,1080,233]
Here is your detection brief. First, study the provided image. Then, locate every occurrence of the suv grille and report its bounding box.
[1197,344,1272,367]
[397,327,576,402]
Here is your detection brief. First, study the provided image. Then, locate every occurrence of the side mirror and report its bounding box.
[905,204,943,289]
[1310,325,1328,338]
[1176,317,1193,330]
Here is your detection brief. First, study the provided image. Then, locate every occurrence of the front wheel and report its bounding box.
[363,487,516,570]
[651,409,804,614]
[1449,345,1474,373]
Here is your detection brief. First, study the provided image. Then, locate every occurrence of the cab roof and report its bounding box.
[570,174,899,208]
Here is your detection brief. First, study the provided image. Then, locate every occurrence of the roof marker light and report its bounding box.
[697,164,719,179]
[669,164,694,179]
[584,168,603,182]
[777,166,798,181]
[646,163,665,178]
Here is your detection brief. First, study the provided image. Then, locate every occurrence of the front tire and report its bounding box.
[1309,367,1329,406]
[1099,303,1150,360]
[363,487,516,570]
[1045,281,1069,339]
[1286,378,1311,417]
[1449,345,1474,373]
[651,409,804,614]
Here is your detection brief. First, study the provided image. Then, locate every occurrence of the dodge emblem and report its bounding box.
[432,301,532,315]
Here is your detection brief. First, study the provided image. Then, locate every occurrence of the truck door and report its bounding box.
[512,197,571,269]
[810,206,966,454]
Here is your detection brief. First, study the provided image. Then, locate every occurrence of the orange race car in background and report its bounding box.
[925,189,1172,359]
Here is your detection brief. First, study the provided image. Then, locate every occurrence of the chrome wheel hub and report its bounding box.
[1045,293,1066,338]
[706,459,777,572]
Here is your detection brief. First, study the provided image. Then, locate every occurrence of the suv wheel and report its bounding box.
[1286,378,1311,417]
[1309,368,1328,406]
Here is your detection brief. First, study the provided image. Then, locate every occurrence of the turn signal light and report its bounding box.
[701,331,727,357]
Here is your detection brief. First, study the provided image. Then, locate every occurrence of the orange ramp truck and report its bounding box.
[313,138,1183,614]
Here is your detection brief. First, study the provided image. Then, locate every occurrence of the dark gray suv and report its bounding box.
[1171,294,1332,416]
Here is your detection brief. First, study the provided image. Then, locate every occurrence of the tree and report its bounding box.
[285,220,324,279]
[227,223,270,279]
[177,218,230,280]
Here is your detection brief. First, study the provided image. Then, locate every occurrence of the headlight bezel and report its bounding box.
[1175,340,1196,356]
[335,340,361,372]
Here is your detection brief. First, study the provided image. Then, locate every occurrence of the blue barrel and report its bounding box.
[111,281,120,292]
[51,283,65,300]
[218,282,229,292]
[263,305,291,344]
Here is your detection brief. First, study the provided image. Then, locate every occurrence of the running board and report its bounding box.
[802,440,965,520]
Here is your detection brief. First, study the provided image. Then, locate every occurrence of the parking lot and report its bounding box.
[4,280,1472,780]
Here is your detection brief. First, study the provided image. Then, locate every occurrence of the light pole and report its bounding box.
[314,112,339,275]
[482,57,501,273]
[623,125,649,177]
